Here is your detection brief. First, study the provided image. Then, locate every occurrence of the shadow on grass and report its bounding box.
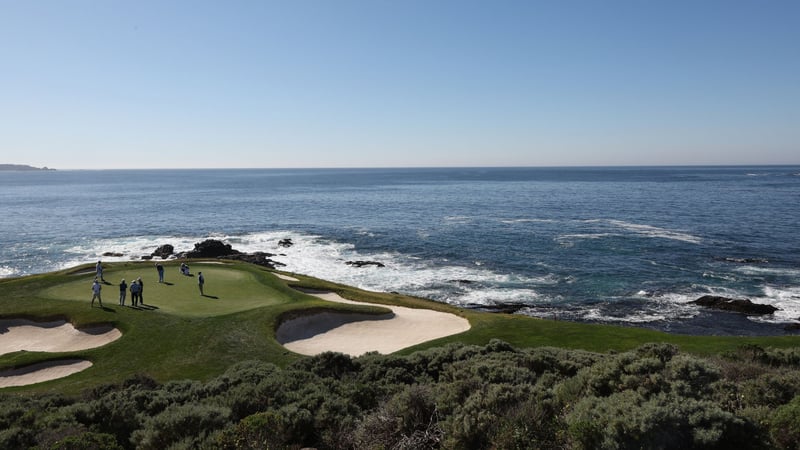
[127,304,159,311]
[202,294,219,299]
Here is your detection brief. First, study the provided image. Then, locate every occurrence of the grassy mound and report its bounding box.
[1,260,798,394]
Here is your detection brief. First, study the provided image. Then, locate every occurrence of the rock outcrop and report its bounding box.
[345,260,385,268]
[170,239,285,269]
[184,239,240,258]
[690,295,778,315]
[224,252,286,269]
[151,244,174,259]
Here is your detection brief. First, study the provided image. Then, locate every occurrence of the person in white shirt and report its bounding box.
[91,279,103,308]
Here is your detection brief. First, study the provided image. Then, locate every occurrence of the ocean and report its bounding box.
[2,166,799,336]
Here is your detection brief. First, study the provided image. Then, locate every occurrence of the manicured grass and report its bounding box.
[0,260,798,395]
[40,261,286,317]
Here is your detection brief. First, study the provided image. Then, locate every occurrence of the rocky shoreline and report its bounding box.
[101,238,796,331]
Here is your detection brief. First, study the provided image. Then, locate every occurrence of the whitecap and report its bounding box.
[605,220,703,244]
[702,272,738,282]
[443,216,472,224]
[555,233,616,241]
[499,218,557,224]
[734,266,800,277]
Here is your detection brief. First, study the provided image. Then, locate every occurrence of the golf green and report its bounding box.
[40,262,287,317]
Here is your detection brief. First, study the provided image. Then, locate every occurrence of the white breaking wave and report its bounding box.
[58,235,201,270]
[0,266,18,278]
[455,287,545,306]
[267,232,559,305]
[747,286,800,324]
[635,285,800,325]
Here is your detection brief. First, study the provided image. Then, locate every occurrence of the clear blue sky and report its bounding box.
[1,0,798,169]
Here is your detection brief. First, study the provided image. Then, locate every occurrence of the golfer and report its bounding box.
[198,271,205,295]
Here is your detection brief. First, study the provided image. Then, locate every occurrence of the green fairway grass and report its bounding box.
[41,262,286,317]
[1,260,798,395]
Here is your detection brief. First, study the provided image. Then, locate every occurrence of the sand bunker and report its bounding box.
[273,273,299,282]
[0,359,93,388]
[0,319,121,388]
[0,319,121,356]
[278,292,470,356]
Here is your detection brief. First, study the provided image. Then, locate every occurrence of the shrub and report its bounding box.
[665,354,720,399]
[491,394,565,450]
[48,431,124,450]
[353,384,441,450]
[565,391,762,449]
[131,403,230,449]
[290,351,358,380]
[0,426,35,450]
[740,371,800,409]
[770,395,800,449]
[204,361,279,397]
[216,411,303,450]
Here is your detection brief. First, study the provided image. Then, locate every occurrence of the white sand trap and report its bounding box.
[273,273,299,282]
[278,292,470,356]
[0,319,121,356]
[0,319,121,388]
[0,359,93,388]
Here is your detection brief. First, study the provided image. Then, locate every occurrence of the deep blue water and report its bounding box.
[2,166,799,335]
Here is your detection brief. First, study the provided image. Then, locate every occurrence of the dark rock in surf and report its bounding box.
[185,239,241,258]
[151,244,175,259]
[102,252,123,257]
[225,252,286,269]
[472,304,525,314]
[690,295,778,315]
[278,238,294,248]
[784,322,800,332]
[345,260,385,268]
[174,239,287,269]
[140,255,153,260]
[450,279,474,284]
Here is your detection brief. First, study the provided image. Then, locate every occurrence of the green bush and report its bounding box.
[216,411,303,450]
[2,341,800,449]
[131,403,230,449]
[354,384,441,450]
[565,391,762,449]
[770,395,800,449]
[665,354,720,399]
[48,432,124,450]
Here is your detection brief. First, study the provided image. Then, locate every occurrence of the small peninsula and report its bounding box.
[0,164,55,171]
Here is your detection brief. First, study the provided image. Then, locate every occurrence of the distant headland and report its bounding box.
[0,164,55,171]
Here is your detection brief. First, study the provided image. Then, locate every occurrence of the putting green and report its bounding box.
[41,262,286,317]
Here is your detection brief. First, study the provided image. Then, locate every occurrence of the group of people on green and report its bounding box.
[90,261,206,308]
[117,278,144,306]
